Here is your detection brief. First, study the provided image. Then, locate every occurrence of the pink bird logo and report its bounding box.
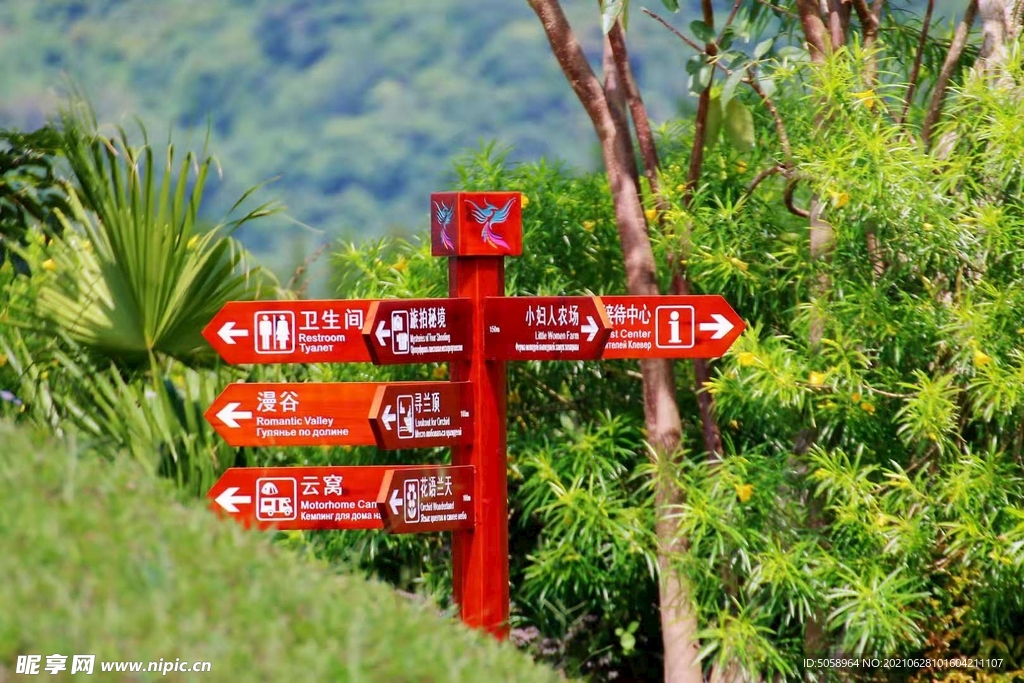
[465,198,514,250]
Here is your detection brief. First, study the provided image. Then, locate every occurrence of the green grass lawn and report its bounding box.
[0,421,562,681]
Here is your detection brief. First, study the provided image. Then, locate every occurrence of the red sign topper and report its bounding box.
[204,381,472,449]
[202,298,471,366]
[482,296,612,361]
[600,295,744,359]
[431,191,523,257]
[207,465,473,532]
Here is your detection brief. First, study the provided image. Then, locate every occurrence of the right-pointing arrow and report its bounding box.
[216,402,253,429]
[581,315,599,342]
[215,486,251,513]
[699,313,735,340]
[388,487,404,516]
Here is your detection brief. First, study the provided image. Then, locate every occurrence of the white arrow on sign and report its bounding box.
[698,313,735,340]
[581,315,600,342]
[215,487,251,513]
[381,404,396,431]
[388,488,404,515]
[374,320,391,347]
[216,402,252,428]
[217,321,249,345]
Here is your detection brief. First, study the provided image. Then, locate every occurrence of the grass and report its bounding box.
[0,421,563,682]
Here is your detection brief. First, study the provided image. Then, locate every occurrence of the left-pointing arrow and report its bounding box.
[698,313,735,340]
[216,402,252,428]
[215,486,251,513]
[381,403,396,431]
[388,487,404,515]
[374,320,391,347]
[217,321,249,345]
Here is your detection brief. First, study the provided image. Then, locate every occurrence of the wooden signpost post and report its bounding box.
[203,190,745,639]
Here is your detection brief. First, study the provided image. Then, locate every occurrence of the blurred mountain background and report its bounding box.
[0,0,958,293]
[0,0,700,292]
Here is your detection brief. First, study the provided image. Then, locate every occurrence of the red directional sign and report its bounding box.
[203,300,374,365]
[202,298,472,365]
[482,296,612,361]
[207,465,474,532]
[600,295,744,359]
[376,466,475,534]
[362,298,472,364]
[204,382,472,449]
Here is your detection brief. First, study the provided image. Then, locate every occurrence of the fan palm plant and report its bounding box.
[36,101,280,365]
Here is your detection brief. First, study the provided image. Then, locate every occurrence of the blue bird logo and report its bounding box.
[433,200,455,251]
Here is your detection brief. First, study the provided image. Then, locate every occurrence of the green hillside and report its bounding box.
[0,0,697,277]
[0,420,563,681]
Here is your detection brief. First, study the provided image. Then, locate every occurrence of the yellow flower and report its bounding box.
[808,371,826,386]
[922,222,934,232]
[860,402,876,414]
[735,483,754,503]
[644,208,658,222]
[735,160,748,173]
[520,194,529,208]
[393,257,408,272]
[852,89,877,110]
[737,351,758,367]
[41,259,56,272]
[676,183,687,193]
[851,391,862,402]
[829,190,850,209]
[973,349,992,366]
[728,419,739,429]
[729,257,749,272]
[582,220,596,232]
[431,365,447,380]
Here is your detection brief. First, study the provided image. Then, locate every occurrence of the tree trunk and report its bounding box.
[527,1,703,681]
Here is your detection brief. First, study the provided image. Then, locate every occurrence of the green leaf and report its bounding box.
[776,45,809,63]
[705,94,723,150]
[721,67,746,107]
[719,27,736,51]
[690,20,716,43]
[723,98,756,152]
[753,36,775,60]
[685,54,705,75]
[601,0,626,34]
[661,0,680,10]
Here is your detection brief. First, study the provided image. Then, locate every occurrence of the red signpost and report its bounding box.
[203,188,747,641]
[207,465,473,532]
[204,381,472,449]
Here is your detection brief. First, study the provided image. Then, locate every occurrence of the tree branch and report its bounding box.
[922,0,978,148]
[642,8,705,52]
[602,33,641,194]
[900,0,935,124]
